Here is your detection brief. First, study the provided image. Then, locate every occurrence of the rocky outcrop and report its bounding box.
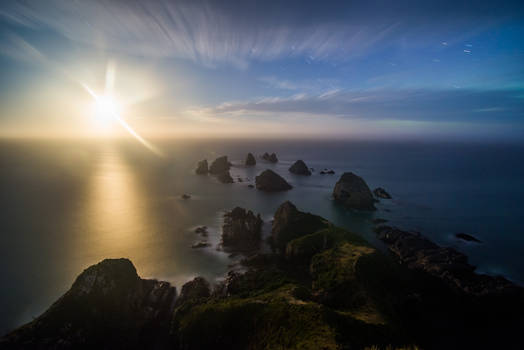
[373,187,392,199]
[262,152,278,163]
[375,226,518,296]
[0,258,176,349]
[176,277,211,304]
[333,172,375,210]
[222,207,263,251]
[209,156,231,175]
[245,153,256,166]
[271,201,328,252]
[217,170,234,184]
[255,169,292,192]
[195,159,208,174]
[289,160,311,176]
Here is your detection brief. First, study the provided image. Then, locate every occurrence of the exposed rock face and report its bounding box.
[217,170,234,184]
[333,172,375,210]
[262,152,278,163]
[177,277,211,304]
[222,207,263,251]
[271,201,328,251]
[195,159,208,174]
[0,258,176,349]
[375,226,518,296]
[255,169,292,192]
[289,160,311,176]
[209,156,231,175]
[373,187,392,199]
[245,153,256,166]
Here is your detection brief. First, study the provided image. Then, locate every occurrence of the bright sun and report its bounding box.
[91,95,122,131]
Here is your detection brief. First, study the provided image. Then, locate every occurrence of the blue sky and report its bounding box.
[1,0,524,140]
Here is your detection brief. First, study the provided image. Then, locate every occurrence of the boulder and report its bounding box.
[0,258,176,349]
[217,170,234,184]
[222,207,263,251]
[245,153,256,166]
[289,160,311,176]
[255,169,292,192]
[333,172,375,210]
[373,187,392,199]
[195,159,208,174]
[209,156,230,175]
[262,152,278,163]
[181,194,191,200]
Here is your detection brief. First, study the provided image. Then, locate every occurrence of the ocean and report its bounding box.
[1,138,523,334]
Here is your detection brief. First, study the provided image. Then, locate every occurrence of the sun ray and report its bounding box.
[81,80,163,157]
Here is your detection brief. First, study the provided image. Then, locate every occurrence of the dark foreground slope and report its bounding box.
[2,203,523,350]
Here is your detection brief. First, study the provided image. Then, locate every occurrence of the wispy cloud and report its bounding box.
[0,0,510,68]
[189,88,524,123]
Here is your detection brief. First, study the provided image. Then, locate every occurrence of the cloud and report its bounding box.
[190,88,524,123]
[2,0,518,68]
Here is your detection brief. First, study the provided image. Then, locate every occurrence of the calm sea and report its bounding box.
[1,138,523,334]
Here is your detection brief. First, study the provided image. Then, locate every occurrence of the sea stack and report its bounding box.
[255,169,292,192]
[245,153,256,166]
[222,207,263,251]
[262,152,278,163]
[195,159,209,174]
[217,170,234,184]
[289,160,311,176]
[209,156,231,174]
[333,172,376,210]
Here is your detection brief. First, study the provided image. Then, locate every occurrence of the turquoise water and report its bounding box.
[1,138,523,334]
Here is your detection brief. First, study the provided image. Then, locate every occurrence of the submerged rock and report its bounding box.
[456,233,482,243]
[195,159,208,174]
[222,207,263,251]
[262,152,278,163]
[209,156,231,175]
[255,169,292,192]
[192,241,210,249]
[373,187,392,199]
[333,172,375,210]
[194,226,208,236]
[217,170,234,184]
[245,153,256,166]
[0,258,176,349]
[289,160,311,176]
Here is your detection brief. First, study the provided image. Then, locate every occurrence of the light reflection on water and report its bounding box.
[84,148,147,258]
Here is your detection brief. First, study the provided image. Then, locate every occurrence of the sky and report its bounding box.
[1,0,524,140]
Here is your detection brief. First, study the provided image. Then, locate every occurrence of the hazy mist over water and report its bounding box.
[1,138,523,334]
